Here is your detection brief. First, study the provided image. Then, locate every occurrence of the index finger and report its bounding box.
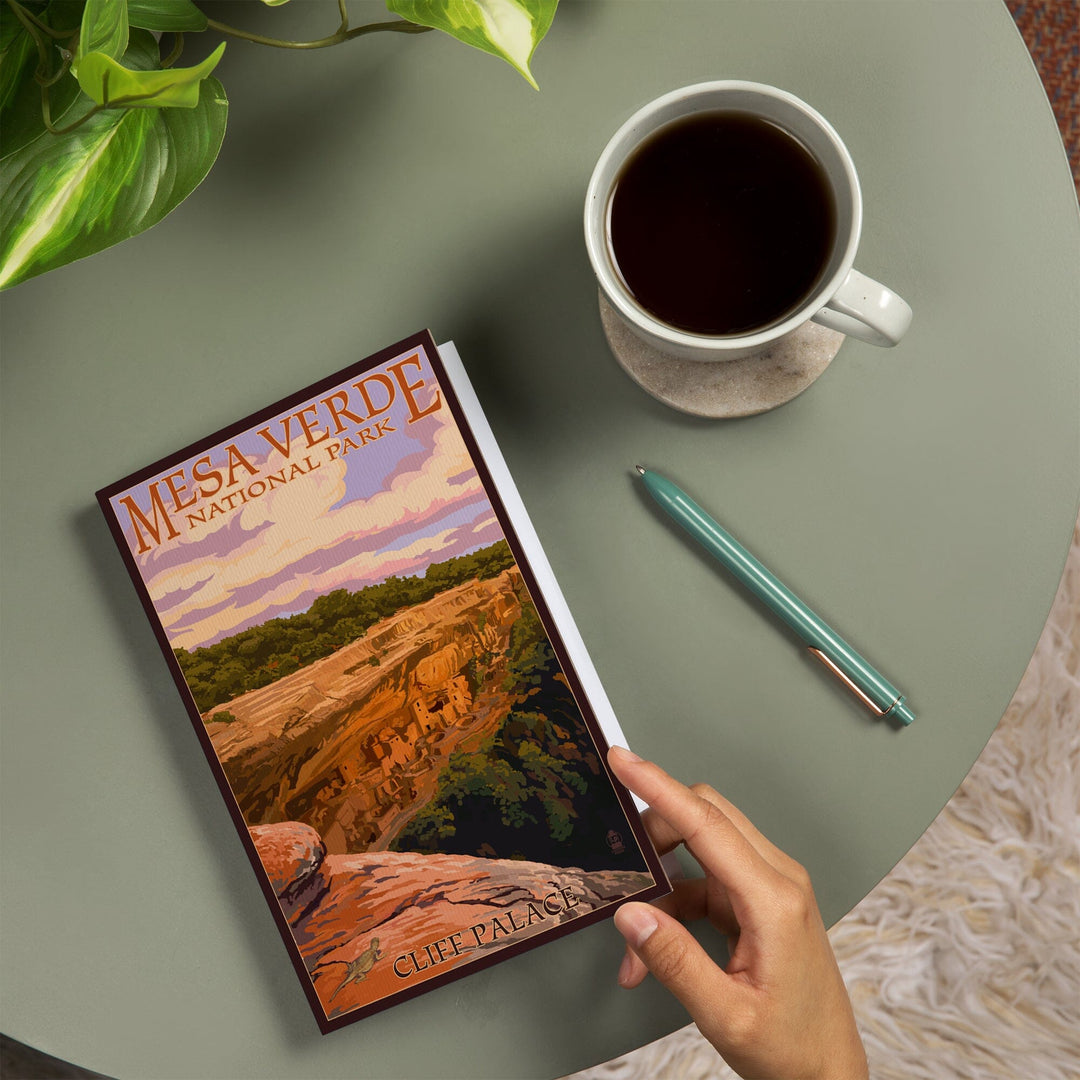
[609,746,782,913]
[643,784,802,883]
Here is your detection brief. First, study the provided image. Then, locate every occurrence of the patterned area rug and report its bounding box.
[564,4,1080,1077]
[1009,0,1079,186]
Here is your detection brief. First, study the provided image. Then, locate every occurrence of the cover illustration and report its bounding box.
[97,331,668,1031]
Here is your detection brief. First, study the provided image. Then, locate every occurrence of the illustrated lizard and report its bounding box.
[326,937,383,1003]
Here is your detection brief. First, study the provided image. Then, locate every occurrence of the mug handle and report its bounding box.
[812,268,913,347]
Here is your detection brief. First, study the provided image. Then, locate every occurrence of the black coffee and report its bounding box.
[608,111,836,336]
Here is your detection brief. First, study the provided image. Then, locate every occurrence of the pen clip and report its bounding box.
[807,647,887,717]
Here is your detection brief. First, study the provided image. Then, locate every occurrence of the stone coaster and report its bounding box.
[599,291,846,418]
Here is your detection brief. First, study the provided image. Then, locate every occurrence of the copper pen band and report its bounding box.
[807,646,899,718]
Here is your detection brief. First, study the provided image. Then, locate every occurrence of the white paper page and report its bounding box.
[438,341,648,814]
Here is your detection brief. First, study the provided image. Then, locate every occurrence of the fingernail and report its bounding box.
[610,745,644,764]
[615,904,658,949]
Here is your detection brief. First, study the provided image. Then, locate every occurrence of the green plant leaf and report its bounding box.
[41,0,88,34]
[0,70,227,289]
[77,39,224,106]
[76,0,130,65]
[1,50,84,158]
[0,9,36,114]
[127,0,208,33]
[386,0,558,89]
[2,2,85,157]
[1,1,39,53]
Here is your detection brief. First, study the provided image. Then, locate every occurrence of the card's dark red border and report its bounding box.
[95,329,669,1034]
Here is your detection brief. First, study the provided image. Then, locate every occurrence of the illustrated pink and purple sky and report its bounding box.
[111,348,505,651]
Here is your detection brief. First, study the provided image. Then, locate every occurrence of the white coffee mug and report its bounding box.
[584,81,912,362]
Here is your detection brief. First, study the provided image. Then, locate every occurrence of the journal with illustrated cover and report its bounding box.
[97,330,669,1032]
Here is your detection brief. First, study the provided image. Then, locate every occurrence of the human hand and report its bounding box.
[608,746,868,1080]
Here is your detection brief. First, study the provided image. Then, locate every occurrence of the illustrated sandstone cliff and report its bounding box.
[251,821,655,1018]
[206,569,528,853]
[199,564,660,1020]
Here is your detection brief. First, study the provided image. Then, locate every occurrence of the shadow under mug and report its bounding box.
[584,81,913,362]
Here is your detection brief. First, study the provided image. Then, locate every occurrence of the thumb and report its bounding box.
[614,902,737,1020]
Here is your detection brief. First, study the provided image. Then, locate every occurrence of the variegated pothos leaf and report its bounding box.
[0,30,227,290]
[75,0,129,67]
[1,2,84,157]
[387,0,558,89]
[127,0,208,33]
[0,8,37,114]
[77,41,225,107]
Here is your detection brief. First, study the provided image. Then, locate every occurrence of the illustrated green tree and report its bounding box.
[177,540,514,713]
[392,595,646,872]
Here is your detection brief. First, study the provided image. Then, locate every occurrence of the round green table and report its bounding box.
[2,2,1077,1076]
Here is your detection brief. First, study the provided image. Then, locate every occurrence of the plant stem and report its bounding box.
[5,0,72,39]
[7,0,79,133]
[6,0,50,68]
[160,32,185,69]
[204,16,431,51]
[44,97,106,135]
[38,50,71,87]
[47,80,180,136]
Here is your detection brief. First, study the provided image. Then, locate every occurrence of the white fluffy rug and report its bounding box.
[565,523,1080,1080]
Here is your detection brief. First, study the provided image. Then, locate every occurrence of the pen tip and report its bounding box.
[635,464,647,475]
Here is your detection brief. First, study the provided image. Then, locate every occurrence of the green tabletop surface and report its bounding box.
[2,2,1078,1077]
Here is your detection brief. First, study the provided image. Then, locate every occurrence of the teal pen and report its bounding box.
[636,465,915,725]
